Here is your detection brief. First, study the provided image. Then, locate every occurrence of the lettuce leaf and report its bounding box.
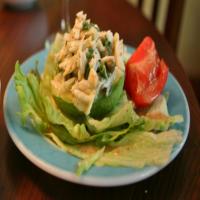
[45,132,87,159]
[86,94,138,133]
[46,133,105,175]
[96,130,182,168]
[27,70,45,116]
[76,147,105,176]
[42,96,91,141]
[49,33,65,54]
[136,94,183,132]
[91,126,130,146]
[45,129,183,171]
[40,53,58,97]
[135,115,183,132]
[40,33,64,97]
[14,62,48,132]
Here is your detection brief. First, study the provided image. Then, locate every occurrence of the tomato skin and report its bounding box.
[125,37,169,107]
[127,36,155,65]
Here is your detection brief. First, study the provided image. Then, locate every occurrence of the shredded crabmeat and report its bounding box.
[51,11,125,115]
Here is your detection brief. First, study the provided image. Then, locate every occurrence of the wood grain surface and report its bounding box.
[0,0,200,199]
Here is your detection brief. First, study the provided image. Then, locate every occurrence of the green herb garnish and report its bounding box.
[103,37,112,55]
[84,48,94,79]
[97,61,108,79]
[86,48,94,60]
[82,21,92,31]
[84,63,90,79]
[82,21,100,31]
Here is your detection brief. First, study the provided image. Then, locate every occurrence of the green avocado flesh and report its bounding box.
[90,76,125,118]
[54,96,85,121]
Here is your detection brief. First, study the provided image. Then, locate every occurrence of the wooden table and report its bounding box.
[0,0,200,199]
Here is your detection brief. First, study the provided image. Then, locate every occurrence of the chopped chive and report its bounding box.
[82,21,91,30]
[84,63,90,79]
[84,48,94,79]
[102,37,112,55]
[86,48,94,60]
[82,21,100,31]
[97,61,108,79]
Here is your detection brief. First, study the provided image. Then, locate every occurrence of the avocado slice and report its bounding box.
[90,76,125,119]
[54,96,85,121]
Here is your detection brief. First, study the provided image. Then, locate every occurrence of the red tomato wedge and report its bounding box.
[125,36,168,107]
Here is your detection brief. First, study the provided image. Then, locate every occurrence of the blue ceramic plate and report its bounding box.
[3,47,190,187]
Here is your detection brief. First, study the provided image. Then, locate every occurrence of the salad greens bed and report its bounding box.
[14,13,184,175]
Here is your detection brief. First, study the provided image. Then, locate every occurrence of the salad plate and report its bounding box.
[3,46,190,187]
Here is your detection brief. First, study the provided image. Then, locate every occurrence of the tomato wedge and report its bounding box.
[125,36,168,107]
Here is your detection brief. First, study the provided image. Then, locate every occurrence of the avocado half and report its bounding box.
[54,76,125,119]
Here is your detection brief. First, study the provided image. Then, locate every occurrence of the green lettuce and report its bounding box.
[14,62,48,132]
[42,96,91,141]
[45,129,183,170]
[135,95,184,132]
[145,95,169,116]
[15,62,90,143]
[86,94,138,133]
[96,130,182,168]
[91,126,130,146]
[45,133,87,159]
[40,33,64,97]
[76,147,105,176]
[135,115,183,132]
